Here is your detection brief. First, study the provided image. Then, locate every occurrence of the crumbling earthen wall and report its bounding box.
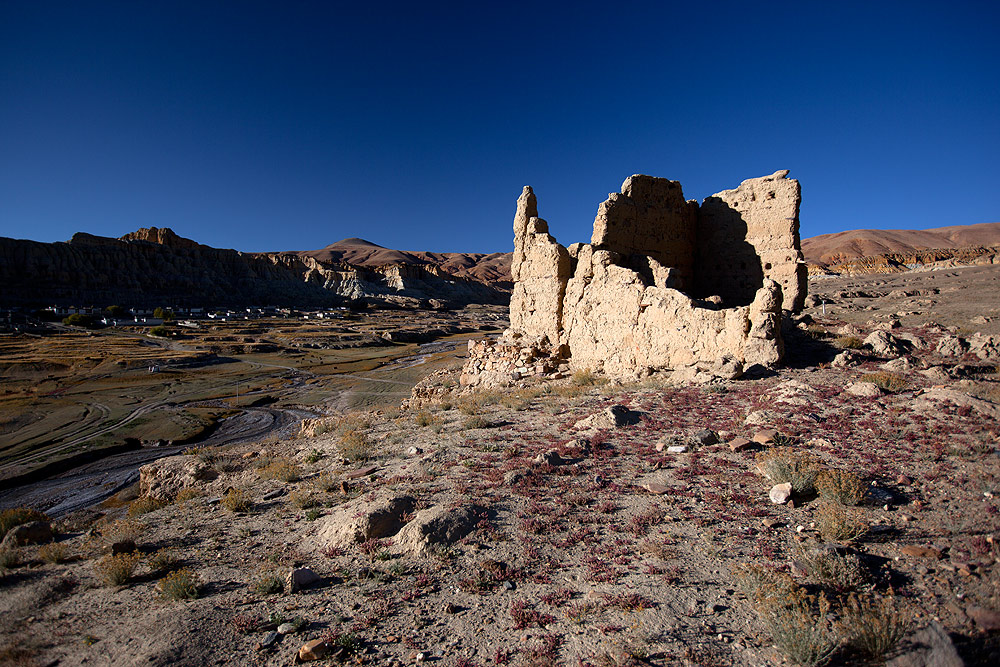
[463,171,806,386]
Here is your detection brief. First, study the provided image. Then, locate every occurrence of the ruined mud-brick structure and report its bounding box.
[461,170,807,386]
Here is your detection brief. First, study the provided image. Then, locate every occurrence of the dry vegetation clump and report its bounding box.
[288,488,318,509]
[147,548,182,573]
[834,336,864,349]
[793,545,869,592]
[94,551,142,586]
[37,542,70,564]
[861,371,909,392]
[814,501,869,542]
[839,593,909,660]
[815,469,868,506]
[98,517,145,544]
[251,573,284,595]
[0,507,48,539]
[311,472,340,493]
[157,568,201,600]
[221,488,252,513]
[174,487,204,503]
[0,547,22,570]
[571,368,607,387]
[257,456,301,482]
[339,430,374,462]
[755,447,822,494]
[762,591,840,667]
[127,496,166,517]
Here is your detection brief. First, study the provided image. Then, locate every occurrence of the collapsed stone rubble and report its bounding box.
[463,171,807,386]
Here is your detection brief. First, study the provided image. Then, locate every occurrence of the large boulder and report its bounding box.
[138,455,219,501]
[314,493,415,550]
[390,503,483,557]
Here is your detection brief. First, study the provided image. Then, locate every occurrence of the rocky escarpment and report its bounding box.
[0,228,509,308]
[464,171,807,385]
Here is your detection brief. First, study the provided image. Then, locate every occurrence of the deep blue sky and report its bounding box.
[1,1,998,254]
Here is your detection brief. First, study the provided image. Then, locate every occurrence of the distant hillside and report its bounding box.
[0,229,511,309]
[802,222,1000,267]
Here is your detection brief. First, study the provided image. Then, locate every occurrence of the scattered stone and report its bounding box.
[644,483,671,495]
[753,430,778,445]
[298,639,332,662]
[287,567,322,593]
[899,545,943,559]
[864,330,911,357]
[881,357,913,373]
[0,521,52,548]
[667,445,688,454]
[886,621,963,667]
[576,405,641,430]
[262,488,286,500]
[315,493,416,549]
[389,503,483,557]
[936,335,968,357]
[344,465,378,479]
[831,350,860,368]
[846,381,881,397]
[769,483,793,504]
[533,449,564,466]
[111,539,137,555]
[689,429,718,446]
[897,475,913,486]
[728,437,753,452]
[444,603,460,614]
[257,631,278,650]
[789,560,809,577]
[744,410,776,426]
[277,622,299,635]
[966,606,1000,631]
[503,471,525,486]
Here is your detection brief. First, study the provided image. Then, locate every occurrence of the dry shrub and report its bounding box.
[38,542,70,564]
[861,371,908,392]
[0,507,48,539]
[835,336,864,350]
[794,546,869,592]
[0,547,21,570]
[312,472,339,493]
[100,517,145,543]
[258,457,301,482]
[414,411,436,427]
[763,590,840,667]
[94,551,142,586]
[127,496,166,517]
[815,501,868,542]
[734,563,799,602]
[252,573,284,595]
[457,396,484,416]
[840,593,908,660]
[148,548,182,572]
[816,469,868,506]
[571,368,607,387]
[463,416,489,430]
[339,430,374,462]
[157,568,201,600]
[175,488,204,503]
[288,489,318,509]
[755,447,822,494]
[221,488,252,513]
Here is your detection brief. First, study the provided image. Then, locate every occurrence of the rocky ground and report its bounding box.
[1,265,999,667]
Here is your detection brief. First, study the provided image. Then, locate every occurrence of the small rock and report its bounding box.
[533,449,564,466]
[242,451,258,460]
[407,446,423,456]
[298,639,332,661]
[753,430,777,445]
[444,602,460,614]
[0,521,53,548]
[667,445,688,454]
[846,381,882,397]
[689,429,718,446]
[897,475,913,486]
[644,482,671,495]
[790,560,809,577]
[769,483,793,504]
[111,539,137,555]
[344,465,378,479]
[503,579,516,591]
[262,488,286,500]
[761,518,783,529]
[287,567,322,593]
[257,631,279,650]
[277,622,298,635]
[967,606,1000,631]
[899,545,942,559]
[728,437,753,452]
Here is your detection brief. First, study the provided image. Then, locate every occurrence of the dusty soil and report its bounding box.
[1,266,999,666]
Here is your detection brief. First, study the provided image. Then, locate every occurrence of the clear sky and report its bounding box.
[1,1,998,254]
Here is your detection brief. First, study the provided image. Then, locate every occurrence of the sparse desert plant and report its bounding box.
[38,542,70,564]
[339,430,374,462]
[463,415,489,430]
[312,472,339,493]
[835,336,864,350]
[571,368,607,386]
[148,548,182,573]
[94,551,142,586]
[259,457,301,482]
[816,469,868,506]
[100,517,145,543]
[793,545,869,592]
[251,573,284,595]
[127,496,166,517]
[0,547,22,570]
[230,613,262,634]
[458,397,483,416]
[157,568,201,600]
[861,371,908,393]
[0,507,48,539]
[288,489,318,509]
[305,508,322,521]
[840,593,909,660]
[221,488,252,513]
[814,500,868,542]
[762,591,840,667]
[414,411,435,427]
[304,448,323,463]
[756,447,821,494]
[175,488,204,503]
[734,563,799,603]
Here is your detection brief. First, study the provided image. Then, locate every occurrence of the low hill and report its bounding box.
[802,222,1000,266]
